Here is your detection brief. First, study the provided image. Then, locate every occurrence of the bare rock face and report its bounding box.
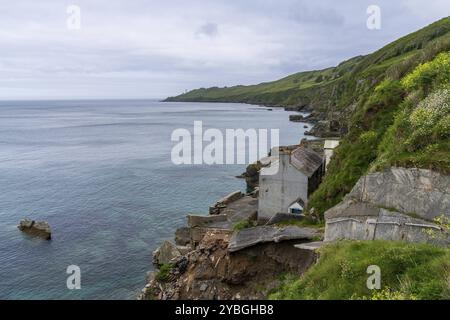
[324,168,450,245]
[18,219,51,240]
[346,167,450,221]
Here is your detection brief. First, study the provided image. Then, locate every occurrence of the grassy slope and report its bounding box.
[270,241,450,300]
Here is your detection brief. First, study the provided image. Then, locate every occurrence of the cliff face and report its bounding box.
[140,231,317,300]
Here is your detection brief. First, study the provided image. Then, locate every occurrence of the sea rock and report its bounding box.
[153,241,182,266]
[18,219,51,240]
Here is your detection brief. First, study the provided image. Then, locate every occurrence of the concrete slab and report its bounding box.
[228,225,320,252]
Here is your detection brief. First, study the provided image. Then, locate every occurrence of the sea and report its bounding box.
[0,100,312,299]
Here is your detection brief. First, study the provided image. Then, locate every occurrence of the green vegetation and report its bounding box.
[270,241,450,300]
[167,18,450,218]
[155,264,173,282]
[166,56,365,110]
[233,219,258,232]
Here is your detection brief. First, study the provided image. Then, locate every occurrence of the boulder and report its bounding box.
[153,241,182,266]
[18,219,51,240]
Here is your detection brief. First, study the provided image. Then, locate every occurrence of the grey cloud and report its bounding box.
[196,23,219,38]
[0,0,449,99]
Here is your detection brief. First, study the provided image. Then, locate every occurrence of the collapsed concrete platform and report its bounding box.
[228,225,320,252]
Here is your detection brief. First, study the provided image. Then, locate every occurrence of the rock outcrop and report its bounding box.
[18,219,51,240]
[324,168,450,245]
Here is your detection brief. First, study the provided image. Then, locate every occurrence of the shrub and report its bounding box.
[233,219,257,232]
[359,130,378,144]
[401,51,450,92]
[156,264,173,282]
[405,89,450,150]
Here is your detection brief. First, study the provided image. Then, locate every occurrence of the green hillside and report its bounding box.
[166,17,450,114]
[165,56,364,110]
[165,55,364,110]
[169,17,450,218]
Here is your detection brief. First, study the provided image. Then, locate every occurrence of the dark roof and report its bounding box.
[290,146,324,177]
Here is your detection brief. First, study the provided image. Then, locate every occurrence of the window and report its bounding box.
[288,202,303,215]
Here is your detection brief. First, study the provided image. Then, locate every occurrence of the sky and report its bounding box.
[0,0,449,100]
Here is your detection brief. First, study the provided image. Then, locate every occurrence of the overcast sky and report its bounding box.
[0,0,448,100]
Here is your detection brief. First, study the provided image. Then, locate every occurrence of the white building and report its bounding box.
[258,145,325,222]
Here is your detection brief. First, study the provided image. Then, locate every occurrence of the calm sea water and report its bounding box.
[0,100,311,299]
